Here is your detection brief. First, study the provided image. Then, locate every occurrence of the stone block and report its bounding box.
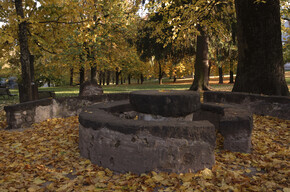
[130,90,200,117]
[219,108,253,153]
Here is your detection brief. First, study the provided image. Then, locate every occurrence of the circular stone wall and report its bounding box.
[129,90,200,117]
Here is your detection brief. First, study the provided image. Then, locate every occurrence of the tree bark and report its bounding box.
[106,71,111,85]
[141,74,144,84]
[15,0,33,102]
[128,74,131,84]
[115,69,120,85]
[229,59,234,83]
[158,61,163,85]
[102,71,105,86]
[79,66,85,85]
[219,66,223,84]
[190,25,210,91]
[70,68,74,86]
[91,66,97,82]
[233,0,289,96]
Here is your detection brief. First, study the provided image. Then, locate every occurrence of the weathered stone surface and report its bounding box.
[192,103,253,153]
[79,126,214,174]
[79,100,216,174]
[4,93,130,129]
[79,81,103,96]
[219,108,253,153]
[203,91,290,120]
[35,105,53,123]
[130,90,200,117]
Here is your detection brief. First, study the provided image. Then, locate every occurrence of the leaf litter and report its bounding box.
[0,112,289,191]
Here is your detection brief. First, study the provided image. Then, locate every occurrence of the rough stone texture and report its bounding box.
[130,90,200,117]
[192,103,253,153]
[79,126,214,174]
[219,108,253,153]
[34,105,53,123]
[79,100,216,174]
[203,91,290,120]
[79,81,103,96]
[4,93,129,129]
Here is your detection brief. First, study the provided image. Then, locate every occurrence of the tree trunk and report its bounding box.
[158,61,162,85]
[229,59,234,83]
[173,76,177,83]
[219,66,223,84]
[190,25,210,91]
[208,60,212,78]
[128,74,131,84]
[91,66,97,82]
[106,71,110,85]
[115,69,120,85]
[102,71,105,86]
[70,68,74,86]
[15,0,33,102]
[141,74,144,84]
[233,0,289,96]
[79,66,85,85]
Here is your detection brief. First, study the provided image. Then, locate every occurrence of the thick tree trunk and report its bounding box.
[79,66,85,85]
[115,69,120,85]
[91,66,97,82]
[219,67,223,84]
[140,74,144,84]
[99,71,102,85]
[190,25,210,91]
[106,71,110,85]
[102,71,105,86]
[15,0,33,102]
[70,68,74,86]
[233,0,289,96]
[229,60,234,83]
[128,74,131,84]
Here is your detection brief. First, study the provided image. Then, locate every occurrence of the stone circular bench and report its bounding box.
[79,90,254,174]
[129,90,200,117]
[79,100,216,174]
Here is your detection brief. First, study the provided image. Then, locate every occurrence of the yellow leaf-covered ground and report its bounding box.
[0,114,289,191]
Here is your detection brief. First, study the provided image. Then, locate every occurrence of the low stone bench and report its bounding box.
[79,100,216,174]
[203,91,290,120]
[192,103,253,153]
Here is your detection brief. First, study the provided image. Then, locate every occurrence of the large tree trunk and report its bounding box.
[190,25,210,91]
[233,0,289,96]
[79,66,85,85]
[15,0,33,102]
[106,71,111,85]
[218,66,223,84]
[91,66,97,82]
[128,74,131,85]
[140,74,144,84]
[115,69,121,85]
